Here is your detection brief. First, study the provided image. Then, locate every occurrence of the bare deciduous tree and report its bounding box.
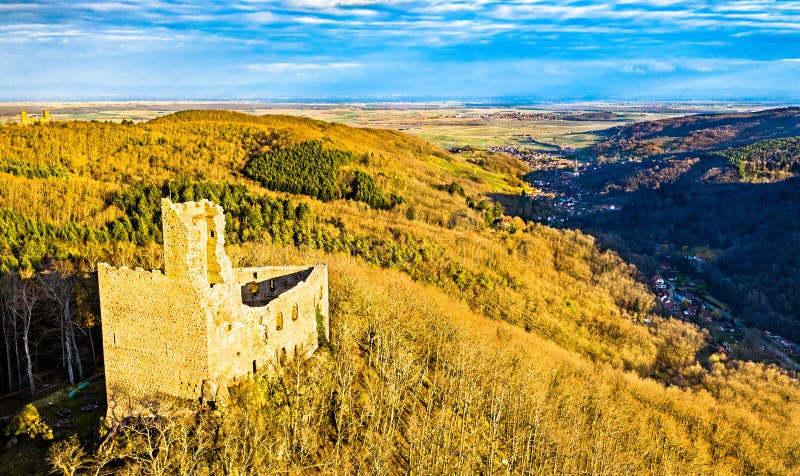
[39,261,83,386]
[47,434,86,476]
[6,270,41,398]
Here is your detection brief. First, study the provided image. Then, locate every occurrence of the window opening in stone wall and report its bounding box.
[113,333,116,347]
[252,360,257,373]
[276,312,283,330]
[320,286,323,300]
[280,347,287,365]
[206,216,223,284]
[248,281,259,295]
[270,279,275,290]
[253,271,258,279]
[292,303,299,321]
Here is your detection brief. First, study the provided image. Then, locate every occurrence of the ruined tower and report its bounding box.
[98,199,329,419]
[20,110,50,125]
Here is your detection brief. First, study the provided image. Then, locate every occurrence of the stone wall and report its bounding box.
[98,199,329,418]
[162,199,234,287]
[98,265,210,418]
[207,264,328,381]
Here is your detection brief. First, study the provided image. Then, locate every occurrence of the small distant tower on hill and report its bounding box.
[20,110,50,125]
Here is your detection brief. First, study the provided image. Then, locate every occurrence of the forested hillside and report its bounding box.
[555,108,800,340]
[576,169,800,340]
[594,107,800,158]
[1,112,799,474]
[716,136,800,180]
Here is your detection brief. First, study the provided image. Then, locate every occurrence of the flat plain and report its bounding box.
[2,101,760,150]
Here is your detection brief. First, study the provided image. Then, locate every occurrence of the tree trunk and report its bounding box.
[13,318,21,391]
[60,313,72,385]
[68,303,83,380]
[3,320,15,391]
[22,316,35,398]
[64,312,75,386]
[39,265,82,385]
[87,325,96,364]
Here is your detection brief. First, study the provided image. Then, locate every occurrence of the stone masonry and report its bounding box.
[98,199,329,419]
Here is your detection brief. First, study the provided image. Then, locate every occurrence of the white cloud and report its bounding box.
[295,15,339,24]
[246,61,364,72]
[242,11,281,23]
[75,2,142,12]
[0,3,43,11]
[285,0,386,7]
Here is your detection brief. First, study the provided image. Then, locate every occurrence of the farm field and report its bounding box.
[1,102,733,150]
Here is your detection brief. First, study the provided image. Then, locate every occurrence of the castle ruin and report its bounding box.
[20,110,49,125]
[98,199,329,419]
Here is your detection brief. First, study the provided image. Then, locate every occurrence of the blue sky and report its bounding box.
[1,0,800,101]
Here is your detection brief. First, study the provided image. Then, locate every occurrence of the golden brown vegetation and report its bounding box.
[44,254,800,474]
[0,112,798,474]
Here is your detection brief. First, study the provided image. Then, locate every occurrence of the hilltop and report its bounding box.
[594,107,800,159]
[1,111,799,474]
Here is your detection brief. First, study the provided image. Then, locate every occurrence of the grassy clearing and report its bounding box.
[1,378,105,476]
[422,153,526,192]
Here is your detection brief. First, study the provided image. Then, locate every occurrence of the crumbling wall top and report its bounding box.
[161,198,234,286]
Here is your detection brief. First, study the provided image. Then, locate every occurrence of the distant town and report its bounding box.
[480,111,618,121]
[503,144,800,373]
[495,145,622,227]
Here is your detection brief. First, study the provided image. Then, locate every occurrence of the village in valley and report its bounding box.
[648,258,800,371]
[499,142,800,373]
[494,145,622,227]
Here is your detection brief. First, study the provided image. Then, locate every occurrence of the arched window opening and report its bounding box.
[292,303,299,321]
[276,312,284,331]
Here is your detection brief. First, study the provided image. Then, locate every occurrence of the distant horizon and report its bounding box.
[1,98,798,107]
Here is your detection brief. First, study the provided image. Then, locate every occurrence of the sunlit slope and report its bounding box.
[0,111,655,369]
[0,110,524,224]
[0,111,799,472]
[221,245,800,474]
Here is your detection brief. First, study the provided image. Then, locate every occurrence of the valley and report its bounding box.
[0,105,799,474]
[508,107,800,371]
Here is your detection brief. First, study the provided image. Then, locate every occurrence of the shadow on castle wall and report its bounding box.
[240,267,313,308]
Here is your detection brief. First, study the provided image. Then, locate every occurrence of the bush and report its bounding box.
[5,404,53,440]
